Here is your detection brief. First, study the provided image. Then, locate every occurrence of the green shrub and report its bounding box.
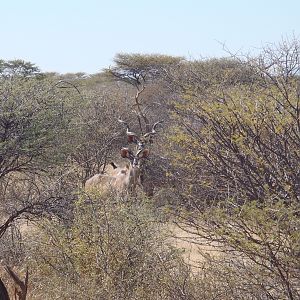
[25,192,194,300]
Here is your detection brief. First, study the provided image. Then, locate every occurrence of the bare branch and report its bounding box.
[5,266,28,300]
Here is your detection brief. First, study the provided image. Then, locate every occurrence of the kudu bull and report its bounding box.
[85,118,163,196]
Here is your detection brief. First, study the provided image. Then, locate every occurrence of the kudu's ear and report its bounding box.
[120,148,131,158]
[110,162,118,169]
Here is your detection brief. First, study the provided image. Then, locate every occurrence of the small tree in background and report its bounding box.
[0,59,41,78]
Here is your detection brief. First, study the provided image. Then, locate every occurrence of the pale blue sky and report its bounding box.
[1,0,299,74]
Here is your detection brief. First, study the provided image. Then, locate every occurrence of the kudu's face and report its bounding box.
[120,147,150,169]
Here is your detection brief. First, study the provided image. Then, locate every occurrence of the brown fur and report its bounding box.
[85,164,140,195]
[86,148,150,196]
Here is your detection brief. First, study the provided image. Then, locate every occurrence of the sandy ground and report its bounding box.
[168,224,221,271]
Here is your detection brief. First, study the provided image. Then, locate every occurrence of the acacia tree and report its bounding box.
[0,75,81,238]
[103,54,184,197]
[165,40,300,206]
[0,59,41,78]
[163,38,300,299]
[106,53,183,131]
[0,79,66,178]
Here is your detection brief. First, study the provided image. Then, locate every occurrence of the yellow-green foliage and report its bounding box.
[196,200,300,299]
[1,41,300,300]
[173,199,300,299]
[169,70,300,203]
[25,193,192,300]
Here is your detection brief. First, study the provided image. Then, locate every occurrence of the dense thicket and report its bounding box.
[0,38,299,299]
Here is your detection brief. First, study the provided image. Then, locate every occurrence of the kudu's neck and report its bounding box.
[127,163,141,187]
